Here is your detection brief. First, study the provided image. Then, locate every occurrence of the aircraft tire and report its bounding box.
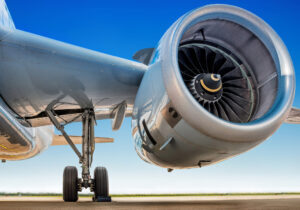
[94,166,109,200]
[63,166,78,202]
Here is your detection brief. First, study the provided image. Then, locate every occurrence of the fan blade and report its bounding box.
[192,46,207,73]
[221,67,243,82]
[178,52,198,76]
[212,53,226,73]
[219,100,242,123]
[223,78,249,89]
[180,48,200,75]
[215,103,229,121]
[222,96,250,121]
[222,92,252,111]
[223,86,251,99]
[211,103,219,117]
[217,59,235,76]
[204,47,216,73]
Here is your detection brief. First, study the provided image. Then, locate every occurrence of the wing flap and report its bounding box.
[51,135,114,145]
[285,107,300,124]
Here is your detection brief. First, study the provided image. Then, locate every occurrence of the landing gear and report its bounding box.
[46,108,111,202]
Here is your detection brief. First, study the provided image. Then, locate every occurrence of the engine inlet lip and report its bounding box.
[161,4,295,142]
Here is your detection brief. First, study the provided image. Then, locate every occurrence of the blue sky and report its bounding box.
[1,0,300,194]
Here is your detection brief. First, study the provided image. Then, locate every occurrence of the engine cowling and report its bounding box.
[132,5,295,169]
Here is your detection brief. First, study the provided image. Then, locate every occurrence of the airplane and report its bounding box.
[0,0,299,202]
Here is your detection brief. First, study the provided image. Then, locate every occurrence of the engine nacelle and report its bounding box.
[132,5,295,169]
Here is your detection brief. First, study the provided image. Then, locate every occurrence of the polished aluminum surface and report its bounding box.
[0,29,147,121]
[0,0,53,160]
[0,0,14,30]
[0,0,147,160]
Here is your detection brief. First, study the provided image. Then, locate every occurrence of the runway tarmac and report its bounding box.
[1,195,300,210]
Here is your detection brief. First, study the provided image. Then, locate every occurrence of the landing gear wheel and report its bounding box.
[93,167,111,202]
[48,109,109,202]
[63,166,78,202]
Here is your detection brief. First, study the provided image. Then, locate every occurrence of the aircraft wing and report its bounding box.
[0,7,147,128]
[51,135,113,145]
[285,107,300,124]
[0,0,147,160]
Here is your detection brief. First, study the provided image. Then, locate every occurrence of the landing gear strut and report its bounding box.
[46,109,111,202]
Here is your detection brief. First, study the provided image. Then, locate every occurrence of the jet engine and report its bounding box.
[132,5,295,169]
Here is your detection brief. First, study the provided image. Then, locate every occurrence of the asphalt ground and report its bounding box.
[1,195,300,210]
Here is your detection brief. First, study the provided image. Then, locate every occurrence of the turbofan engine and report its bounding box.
[132,5,295,169]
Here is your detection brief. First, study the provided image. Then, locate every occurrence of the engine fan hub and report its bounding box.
[191,73,223,102]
